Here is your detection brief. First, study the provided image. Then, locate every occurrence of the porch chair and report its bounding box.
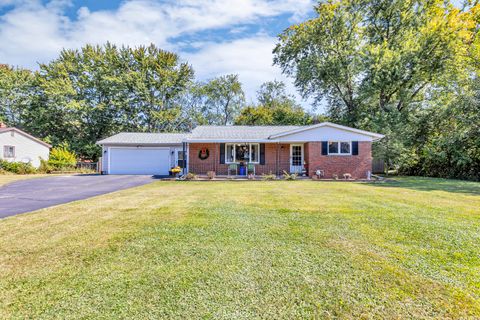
[227,163,238,176]
[247,163,256,176]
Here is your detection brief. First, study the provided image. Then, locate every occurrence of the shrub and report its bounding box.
[332,174,339,180]
[184,172,197,180]
[38,158,53,173]
[48,144,77,170]
[18,163,36,174]
[207,171,216,180]
[0,160,36,174]
[282,170,297,180]
[261,172,277,181]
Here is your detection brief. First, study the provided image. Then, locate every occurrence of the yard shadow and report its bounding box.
[367,176,480,196]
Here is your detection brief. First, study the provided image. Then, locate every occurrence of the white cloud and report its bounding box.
[0,0,314,104]
[183,35,303,104]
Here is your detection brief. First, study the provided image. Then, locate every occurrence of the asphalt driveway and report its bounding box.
[0,175,157,218]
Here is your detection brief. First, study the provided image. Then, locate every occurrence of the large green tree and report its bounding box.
[201,74,245,125]
[399,77,480,180]
[274,0,479,172]
[274,0,477,120]
[31,43,194,159]
[0,65,36,127]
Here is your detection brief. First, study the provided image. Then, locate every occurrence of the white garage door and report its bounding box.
[109,148,171,175]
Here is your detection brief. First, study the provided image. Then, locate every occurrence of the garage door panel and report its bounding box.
[109,148,170,175]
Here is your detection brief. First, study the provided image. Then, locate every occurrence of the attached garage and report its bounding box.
[109,148,171,175]
[97,133,188,175]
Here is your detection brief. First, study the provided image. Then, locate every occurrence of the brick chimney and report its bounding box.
[0,123,8,128]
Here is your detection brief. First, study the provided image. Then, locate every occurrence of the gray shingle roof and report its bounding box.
[189,125,302,140]
[97,132,188,145]
[97,123,384,145]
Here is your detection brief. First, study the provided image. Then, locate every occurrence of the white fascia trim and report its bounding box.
[183,139,273,143]
[98,142,183,146]
[268,122,385,140]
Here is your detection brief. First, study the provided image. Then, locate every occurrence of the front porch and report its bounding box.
[187,142,306,177]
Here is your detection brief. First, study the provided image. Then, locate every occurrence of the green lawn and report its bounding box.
[1,177,479,319]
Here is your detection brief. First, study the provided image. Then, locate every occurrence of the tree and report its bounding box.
[31,43,194,159]
[0,65,36,127]
[235,80,313,125]
[398,77,480,180]
[274,0,478,120]
[274,0,480,169]
[122,44,194,131]
[202,74,245,125]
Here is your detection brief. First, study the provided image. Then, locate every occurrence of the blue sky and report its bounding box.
[0,0,316,105]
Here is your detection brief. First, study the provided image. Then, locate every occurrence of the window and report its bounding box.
[225,143,260,163]
[340,142,351,154]
[328,142,351,155]
[3,145,15,158]
[250,144,259,163]
[226,144,235,163]
[328,142,338,154]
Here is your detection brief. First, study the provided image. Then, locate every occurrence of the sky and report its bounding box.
[0,0,316,106]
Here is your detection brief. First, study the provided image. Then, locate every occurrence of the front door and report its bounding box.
[290,144,303,174]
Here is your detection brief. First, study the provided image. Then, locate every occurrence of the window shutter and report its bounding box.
[321,141,328,155]
[260,143,265,165]
[352,141,359,155]
[220,144,225,164]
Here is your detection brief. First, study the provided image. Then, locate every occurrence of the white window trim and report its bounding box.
[225,143,260,164]
[327,141,352,155]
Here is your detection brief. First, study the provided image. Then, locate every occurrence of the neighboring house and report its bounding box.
[0,124,51,167]
[97,122,384,179]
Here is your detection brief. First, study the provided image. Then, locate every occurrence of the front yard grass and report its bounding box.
[1,177,479,319]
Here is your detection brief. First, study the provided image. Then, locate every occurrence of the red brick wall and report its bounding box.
[188,143,289,175]
[305,142,372,179]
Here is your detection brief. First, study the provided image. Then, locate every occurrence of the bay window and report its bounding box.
[225,143,260,163]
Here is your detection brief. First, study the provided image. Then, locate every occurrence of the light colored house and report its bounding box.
[0,124,51,167]
[97,122,384,179]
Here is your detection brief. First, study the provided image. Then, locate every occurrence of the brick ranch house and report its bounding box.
[97,122,384,179]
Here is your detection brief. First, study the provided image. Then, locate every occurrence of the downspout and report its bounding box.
[276,142,279,177]
[182,142,187,176]
[214,143,217,174]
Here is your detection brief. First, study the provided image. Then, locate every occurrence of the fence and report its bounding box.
[76,161,98,172]
[372,158,385,174]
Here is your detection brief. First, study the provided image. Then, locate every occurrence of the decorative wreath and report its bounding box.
[198,147,209,160]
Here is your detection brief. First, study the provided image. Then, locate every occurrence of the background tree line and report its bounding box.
[0,44,313,160]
